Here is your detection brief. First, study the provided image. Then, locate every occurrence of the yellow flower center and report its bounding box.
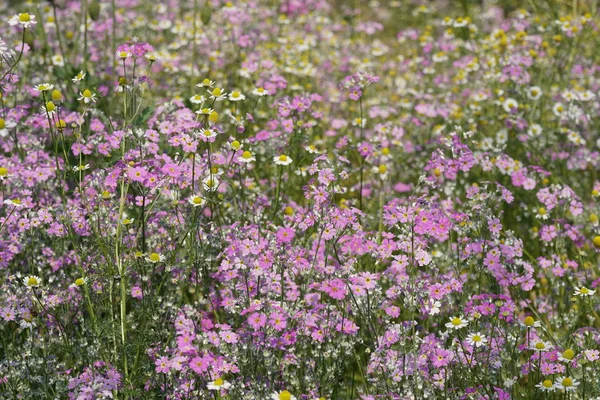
[278,155,288,162]
[12,199,21,205]
[378,165,387,174]
[538,207,546,215]
[231,140,241,150]
[202,78,211,86]
[209,111,219,123]
[563,349,575,360]
[75,278,85,286]
[212,88,222,96]
[257,87,265,93]
[192,196,203,205]
[524,316,535,326]
[279,391,292,400]
[149,253,161,262]
[232,91,240,98]
[27,277,38,286]
[0,118,5,129]
[451,317,462,326]
[50,91,62,103]
[562,378,573,387]
[214,378,224,386]
[472,335,481,342]
[0,167,8,176]
[535,342,545,350]
[242,151,252,159]
[580,287,590,294]
[19,13,31,22]
[46,102,56,112]
[543,380,553,388]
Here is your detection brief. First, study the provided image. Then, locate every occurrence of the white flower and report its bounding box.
[8,13,37,28]
[238,151,256,164]
[502,98,518,113]
[203,175,219,192]
[33,83,55,92]
[23,275,41,288]
[72,71,86,83]
[274,154,293,166]
[0,118,16,138]
[208,87,227,101]
[207,377,232,391]
[530,340,553,352]
[73,164,90,172]
[189,94,205,104]
[145,52,159,63]
[252,87,269,96]
[429,300,441,315]
[229,140,243,151]
[78,89,97,104]
[145,252,165,263]
[574,286,595,297]
[187,195,206,207]
[526,86,542,100]
[528,123,542,137]
[228,91,246,101]
[553,102,565,117]
[70,277,89,288]
[271,391,297,400]
[195,107,214,116]
[445,316,468,330]
[466,332,487,348]
[536,380,555,392]
[51,55,65,67]
[453,17,469,27]
[117,50,132,59]
[199,128,217,141]
[554,376,579,391]
[197,78,215,88]
[4,198,23,208]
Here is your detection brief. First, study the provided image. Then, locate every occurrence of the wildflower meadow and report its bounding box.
[3,0,600,398]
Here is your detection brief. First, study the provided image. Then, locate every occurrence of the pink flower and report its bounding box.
[269,312,287,331]
[188,356,209,375]
[131,286,143,299]
[322,279,347,300]
[127,167,147,183]
[276,227,295,244]
[247,312,267,330]
[155,356,170,374]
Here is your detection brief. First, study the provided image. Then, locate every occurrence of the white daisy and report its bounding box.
[252,87,269,96]
[466,332,488,348]
[23,275,41,288]
[502,98,518,113]
[207,377,232,391]
[187,195,206,207]
[526,86,542,100]
[574,286,595,297]
[8,13,37,28]
[445,316,468,330]
[145,252,165,263]
[274,154,293,166]
[228,91,246,102]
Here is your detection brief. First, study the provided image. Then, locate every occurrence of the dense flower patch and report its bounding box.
[1,0,600,399]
